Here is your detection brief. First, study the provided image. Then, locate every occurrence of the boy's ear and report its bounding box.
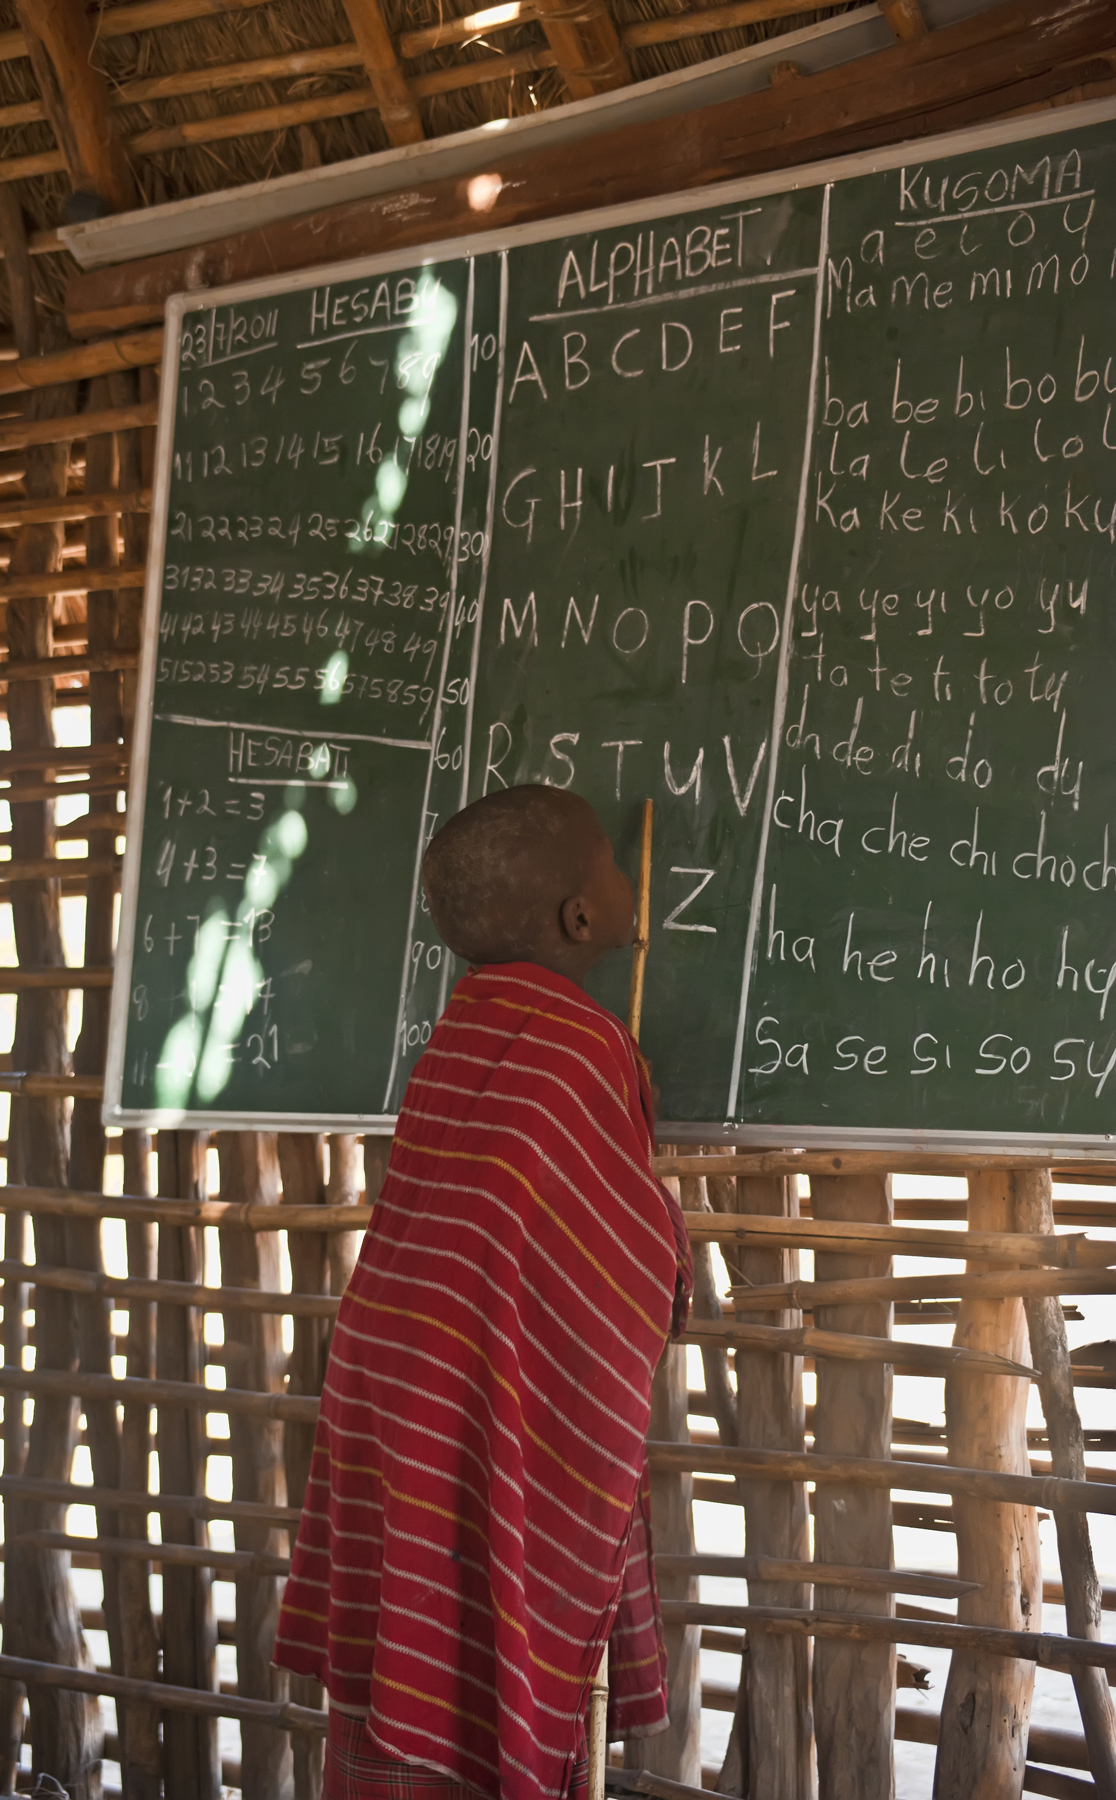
[560,894,592,942]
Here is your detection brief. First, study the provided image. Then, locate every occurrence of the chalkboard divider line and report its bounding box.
[892,190,1097,227]
[384,256,478,1111]
[460,249,508,814]
[293,321,421,352]
[225,776,349,790]
[444,248,509,1020]
[151,711,431,750]
[199,340,278,370]
[102,292,181,1123]
[527,263,821,323]
[727,181,831,1121]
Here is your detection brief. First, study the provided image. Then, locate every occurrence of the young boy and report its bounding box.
[275,784,692,1800]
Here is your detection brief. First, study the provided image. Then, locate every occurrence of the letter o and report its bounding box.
[985,169,1009,203]
[1008,210,1035,244]
[995,586,1014,609]
[994,679,1013,705]
[737,601,781,662]
[1060,857,1077,887]
[1010,1040,1031,1067]
[612,607,649,654]
[1028,504,1049,534]
[974,760,993,788]
[1038,374,1057,404]
[1003,964,1026,992]
[1072,254,1090,286]
[1063,435,1084,458]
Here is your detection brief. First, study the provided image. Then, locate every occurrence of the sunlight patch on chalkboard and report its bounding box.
[355,274,459,556]
[320,650,348,704]
[153,804,310,1108]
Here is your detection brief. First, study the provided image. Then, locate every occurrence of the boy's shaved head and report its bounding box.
[422,785,633,981]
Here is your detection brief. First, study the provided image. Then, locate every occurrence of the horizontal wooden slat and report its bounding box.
[0,1259,337,1316]
[13,1531,289,1578]
[0,490,150,530]
[730,1268,1116,1310]
[0,1361,320,1424]
[0,564,145,600]
[0,401,157,454]
[0,1472,299,1528]
[0,332,162,397]
[682,1319,1034,1378]
[653,1554,976,1598]
[0,1183,370,1231]
[681,1211,1116,1268]
[647,1440,1116,1515]
[0,650,139,682]
[0,967,112,990]
[0,1651,325,1734]
[0,742,128,771]
[0,775,129,804]
[0,1073,104,1098]
[658,1600,1116,1673]
[0,855,120,879]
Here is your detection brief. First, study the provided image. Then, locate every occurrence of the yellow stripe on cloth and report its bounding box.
[355,1294,630,1513]
[392,1138,659,1337]
[375,1673,499,1736]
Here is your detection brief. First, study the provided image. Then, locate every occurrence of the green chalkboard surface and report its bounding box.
[106,96,1116,1147]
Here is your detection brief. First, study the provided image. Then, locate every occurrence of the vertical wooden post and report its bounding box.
[278,1133,329,1800]
[66,374,127,1713]
[810,1173,894,1800]
[1014,1169,1116,1787]
[118,1130,161,1800]
[625,1337,701,1785]
[934,1172,1040,1799]
[734,1175,814,1800]
[216,1132,292,1800]
[0,224,100,1785]
[156,1130,219,1800]
[326,1134,364,1303]
[0,1202,28,1793]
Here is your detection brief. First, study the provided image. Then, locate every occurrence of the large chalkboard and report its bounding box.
[105,97,1116,1148]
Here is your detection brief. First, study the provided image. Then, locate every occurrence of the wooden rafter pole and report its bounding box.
[531,0,631,98]
[877,0,928,41]
[338,0,424,145]
[12,0,137,214]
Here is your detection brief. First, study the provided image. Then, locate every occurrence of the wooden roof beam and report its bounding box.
[338,0,425,145]
[531,0,631,98]
[14,0,137,214]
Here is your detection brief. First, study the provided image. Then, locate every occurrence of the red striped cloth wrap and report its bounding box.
[274,962,691,1800]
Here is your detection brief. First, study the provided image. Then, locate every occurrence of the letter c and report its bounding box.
[611,329,644,378]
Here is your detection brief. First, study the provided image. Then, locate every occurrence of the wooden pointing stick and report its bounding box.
[589,800,654,1800]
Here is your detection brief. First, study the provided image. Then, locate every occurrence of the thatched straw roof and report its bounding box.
[0,0,856,334]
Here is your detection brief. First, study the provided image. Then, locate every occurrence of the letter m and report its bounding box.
[1012,157,1051,201]
[970,268,1001,300]
[501,593,538,647]
[827,256,853,318]
[891,273,928,309]
[1028,256,1060,294]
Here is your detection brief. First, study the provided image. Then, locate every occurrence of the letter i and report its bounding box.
[607,465,615,514]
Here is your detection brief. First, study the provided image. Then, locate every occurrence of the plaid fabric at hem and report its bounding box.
[324,1711,589,1800]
